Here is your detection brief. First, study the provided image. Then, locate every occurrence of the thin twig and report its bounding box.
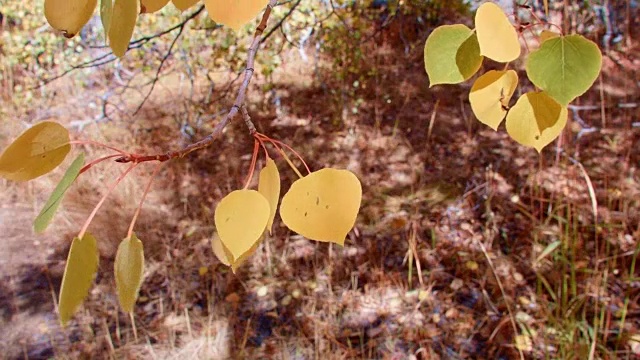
[116,0,279,164]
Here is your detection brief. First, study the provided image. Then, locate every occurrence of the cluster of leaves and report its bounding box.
[0,0,367,328]
[43,0,268,56]
[211,140,362,272]
[0,118,362,325]
[424,2,602,152]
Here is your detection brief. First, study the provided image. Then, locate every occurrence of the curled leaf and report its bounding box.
[45,0,98,38]
[258,157,280,235]
[59,233,99,326]
[0,121,71,182]
[34,153,85,233]
[100,0,114,39]
[214,190,270,263]
[114,233,145,313]
[280,168,362,245]
[211,232,260,273]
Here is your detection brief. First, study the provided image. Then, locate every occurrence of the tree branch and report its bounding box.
[115,0,279,164]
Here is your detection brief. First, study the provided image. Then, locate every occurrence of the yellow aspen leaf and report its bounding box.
[114,233,145,313]
[505,92,568,152]
[258,157,280,235]
[214,190,270,263]
[172,0,199,11]
[34,153,85,233]
[279,168,362,246]
[45,0,98,38]
[203,0,266,32]
[211,232,230,266]
[109,0,139,57]
[141,0,170,13]
[475,2,521,62]
[424,24,483,86]
[211,232,260,273]
[0,121,71,182]
[539,30,560,44]
[59,233,99,326]
[469,70,518,130]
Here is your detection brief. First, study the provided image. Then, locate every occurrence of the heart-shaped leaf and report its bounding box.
[214,189,270,262]
[45,0,98,38]
[114,233,145,313]
[526,34,602,105]
[0,121,71,182]
[34,153,85,233]
[59,233,99,326]
[469,70,518,130]
[280,168,362,245]
[475,2,521,62]
[424,24,483,86]
[505,91,568,152]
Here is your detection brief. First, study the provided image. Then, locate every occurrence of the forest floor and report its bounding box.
[1,5,639,360]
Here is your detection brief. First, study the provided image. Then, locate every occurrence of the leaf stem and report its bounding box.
[243,139,260,189]
[79,154,123,175]
[78,163,138,239]
[127,162,164,239]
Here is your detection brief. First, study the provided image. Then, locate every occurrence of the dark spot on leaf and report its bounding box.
[535,135,540,140]
[325,205,329,209]
[316,197,319,205]
[225,217,230,223]
[304,212,308,217]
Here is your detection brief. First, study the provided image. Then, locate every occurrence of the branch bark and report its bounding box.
[116,0,279,164]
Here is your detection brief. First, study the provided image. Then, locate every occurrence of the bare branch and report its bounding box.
[116,0,279,164]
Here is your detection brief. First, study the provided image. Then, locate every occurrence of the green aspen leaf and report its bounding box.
[214,190,270,263]
[526,35,602,106]
[108,0,139,57]
[45,0,98,38]
[59,233,99,326]
[172,0,199,11]
[505,92,568,152]
[0,121,71,182]
[140,0,170,13]
[475,2,521,63]
[114,233,145,313]
[280,168,362,246]
[469,70,518,130]
[34,153,85,234]
[258,157,280,235]
[539,30,560,43]
[203,0,266,32]
[100,0,113,39]
[424,24,483,86]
